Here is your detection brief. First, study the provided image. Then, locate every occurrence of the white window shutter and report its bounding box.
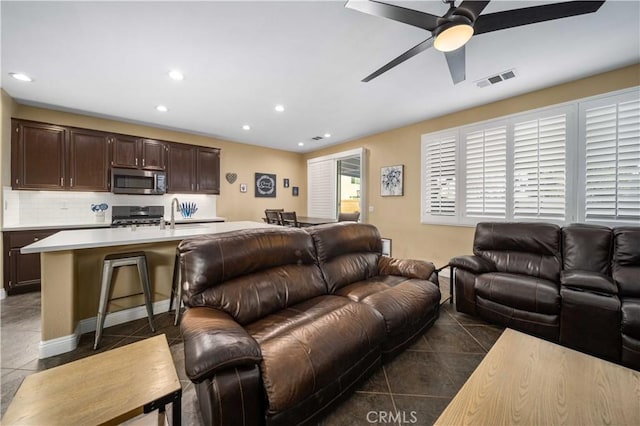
[424,134,457,218]
[464,126,507,218]
[307,159,337,218]
[513,114,567,220]
[583,96,640,222]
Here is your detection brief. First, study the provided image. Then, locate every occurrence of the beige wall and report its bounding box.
[1,90,19,294]
[5,103,307,222]
[304,64,640,267]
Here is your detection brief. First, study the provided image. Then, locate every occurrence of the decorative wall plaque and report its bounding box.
[255,173,276,198]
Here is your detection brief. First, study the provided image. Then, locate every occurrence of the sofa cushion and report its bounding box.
[475,272,560,315]
[473,222,562,282]
[245,295,385,415]
[307,223,381,292]
[613,227,640,297]
[562,224,612,274]
[179,227,328,325]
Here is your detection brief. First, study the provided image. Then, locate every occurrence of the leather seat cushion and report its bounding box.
[622,298,640,338]
[475,272,560,315]
[245,295,385,414]
[335,275,440,336]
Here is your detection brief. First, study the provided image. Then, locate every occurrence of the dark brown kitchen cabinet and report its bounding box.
[167,144,220,194]
[196,147,221,194]
[12,120,67,190]
[111,136,166,171]
[69,129,111,191]
[167,143,196,192]
[3,230,58,295]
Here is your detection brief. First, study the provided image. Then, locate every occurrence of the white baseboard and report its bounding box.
[39,299,170,359]
[0,288,6,300]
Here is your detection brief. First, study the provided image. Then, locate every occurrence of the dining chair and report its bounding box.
[265,209,284,225]
[280,211,299,227]
[338,211,360,222]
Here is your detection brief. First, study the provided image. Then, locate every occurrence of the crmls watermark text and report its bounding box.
[366,411,418,424]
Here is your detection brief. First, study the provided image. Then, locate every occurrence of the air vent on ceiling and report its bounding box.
[311,136,323,141]
[476,69,517,88]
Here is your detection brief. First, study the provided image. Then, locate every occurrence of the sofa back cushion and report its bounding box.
[178,227,327,325]
[562,224,612,274]
[613,226,640,297]
[473,222,562,282]
[306,222,381,293]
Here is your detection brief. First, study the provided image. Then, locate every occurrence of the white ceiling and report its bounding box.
[2,1,639,153]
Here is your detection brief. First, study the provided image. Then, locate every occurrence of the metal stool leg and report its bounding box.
[173,262,182,326]
[137,256,156,333]
[94,260,114,350]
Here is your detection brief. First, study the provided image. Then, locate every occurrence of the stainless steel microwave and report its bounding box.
[111,168,166,195]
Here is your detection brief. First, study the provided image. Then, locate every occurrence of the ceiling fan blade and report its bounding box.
[456,1,490,21]
[362,37,434,82]
[444,46,466,84]
[345,0,440,31]
[474,1,605,35]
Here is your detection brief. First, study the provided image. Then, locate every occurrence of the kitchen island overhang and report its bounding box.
[22,221,275,358]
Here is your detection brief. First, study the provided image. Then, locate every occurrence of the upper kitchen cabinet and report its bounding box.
[167,143,196,193]
[69,128,111,191]
[111,136,166,171]
[12,119,67,190]
[167,144,220,194]
[196,147,221,194]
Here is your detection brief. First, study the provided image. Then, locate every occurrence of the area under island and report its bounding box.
[22,221,274,358]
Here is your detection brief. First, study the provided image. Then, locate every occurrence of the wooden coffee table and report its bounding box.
[3,334,182,426]
[435,328,640,425]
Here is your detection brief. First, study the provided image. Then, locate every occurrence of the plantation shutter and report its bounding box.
[513,114,567,220]
[464,126,507,218]
[583,95,640,222]
[424,134,457,217]
[307,159,337,218]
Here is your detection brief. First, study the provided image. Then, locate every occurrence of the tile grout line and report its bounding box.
[381,365,401,425]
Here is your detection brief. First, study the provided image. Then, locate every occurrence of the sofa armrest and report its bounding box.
[449,255,496,274]
[181,307,262,383]
[378,256,435,280]
[561,270,618,295]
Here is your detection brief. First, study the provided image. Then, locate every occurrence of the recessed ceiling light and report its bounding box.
[242,124,251,130]
[156,105,169,112]
[298,142,304,146]
[10,72,32,82]
[324,133,332,138]
[168,70,184,81]
[275,105,285,112]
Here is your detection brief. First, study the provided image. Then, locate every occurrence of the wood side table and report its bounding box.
[3,334,182,426]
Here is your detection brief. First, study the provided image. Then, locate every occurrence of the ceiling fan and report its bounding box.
[346,0,605,84]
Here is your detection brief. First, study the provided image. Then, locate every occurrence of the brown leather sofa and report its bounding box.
[178,223,441,425]
[450,222,640,370]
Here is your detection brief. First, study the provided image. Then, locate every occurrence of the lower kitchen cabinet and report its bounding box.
[4,229,59,295]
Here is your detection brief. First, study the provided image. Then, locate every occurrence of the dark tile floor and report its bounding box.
[1,280,505,425]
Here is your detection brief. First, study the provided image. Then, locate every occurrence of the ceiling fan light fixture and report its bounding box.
[433,21,474,52]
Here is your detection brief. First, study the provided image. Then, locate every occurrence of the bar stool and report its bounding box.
[94,251,156,350]
[168,249,183,326]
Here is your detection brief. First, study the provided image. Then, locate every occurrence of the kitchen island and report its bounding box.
[22,221,274,358]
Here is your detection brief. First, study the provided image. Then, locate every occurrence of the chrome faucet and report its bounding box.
[170,197,180,229]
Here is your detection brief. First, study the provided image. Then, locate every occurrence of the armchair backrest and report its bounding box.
[562,223,612,274]
[307,222,381,293]
[613,227,640,297]
[178,227,327,325]
[473,222,562,282]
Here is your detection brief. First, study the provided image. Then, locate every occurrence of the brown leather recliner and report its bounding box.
[449,222,562,341]
[179,223,441,425]
[616,227,640,370]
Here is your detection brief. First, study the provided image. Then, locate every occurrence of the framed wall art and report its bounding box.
[292,186,299,196]
[240,183,247,193]
[283,178,290,188]
[381,165,404,196]
[255,173,276,198]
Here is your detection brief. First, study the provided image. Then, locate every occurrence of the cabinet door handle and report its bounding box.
[191,183,194,191]
[60,177,64,186]
[197,183,200,191]
[70,177,73,187]
[135,158,138,166]
[142,158,145,167]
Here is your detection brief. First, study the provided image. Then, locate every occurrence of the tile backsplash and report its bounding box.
[3,187,218,227]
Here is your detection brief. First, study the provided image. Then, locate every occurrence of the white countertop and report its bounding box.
[21,221,273,254]
[3,217,226,232]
